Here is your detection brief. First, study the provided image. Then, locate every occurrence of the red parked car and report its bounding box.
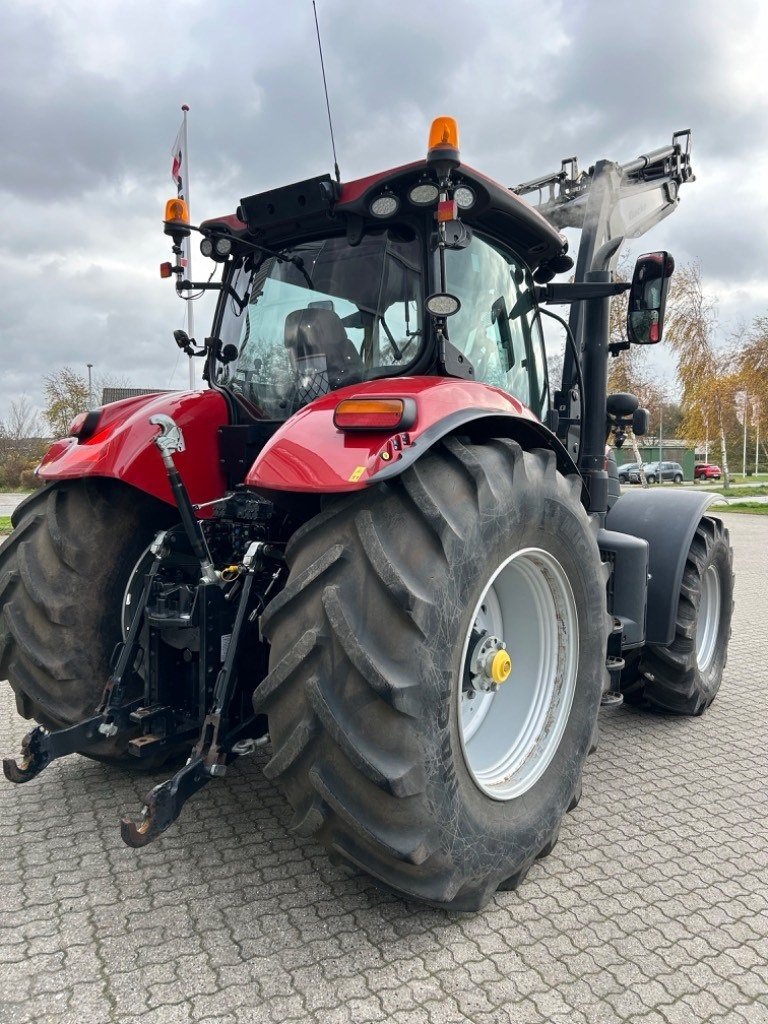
[694,463,722,480]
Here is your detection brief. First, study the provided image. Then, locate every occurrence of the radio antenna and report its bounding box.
[312,1,341,184]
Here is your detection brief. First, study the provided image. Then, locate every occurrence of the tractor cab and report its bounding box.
[184,117,568,425]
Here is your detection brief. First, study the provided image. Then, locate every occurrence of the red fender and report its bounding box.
[246,377,549,495]
[37,390,230,508]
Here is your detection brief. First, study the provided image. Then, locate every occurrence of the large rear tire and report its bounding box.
[256,438,608,910]
[622,516,733,714]
[0,480,170,759]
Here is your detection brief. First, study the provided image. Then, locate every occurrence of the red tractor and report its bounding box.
[0,119,733,910]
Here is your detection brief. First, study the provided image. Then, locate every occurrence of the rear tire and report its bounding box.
[622,517,733,715]
[674,473,683,484]
[0,480,170,759]
[256,438,608,910]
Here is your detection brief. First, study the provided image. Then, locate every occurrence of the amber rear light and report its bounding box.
[333,398,416,432]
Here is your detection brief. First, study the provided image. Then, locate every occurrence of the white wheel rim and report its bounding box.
[696,563,721,673]
[458,547,579,801]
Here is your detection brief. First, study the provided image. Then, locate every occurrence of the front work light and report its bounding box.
[408,182,439,205]
[214,236,233,257]
[333,397,416,432]
[425,293,461,317]
[200,237,213,258]
[454,185,475,210]
[370,194,400,218]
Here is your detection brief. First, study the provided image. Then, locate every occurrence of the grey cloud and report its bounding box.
[0,0,764,422]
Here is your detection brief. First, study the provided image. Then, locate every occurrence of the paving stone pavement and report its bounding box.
[1,511,766,1024]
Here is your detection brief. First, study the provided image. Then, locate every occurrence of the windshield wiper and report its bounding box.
[379,316,404,361]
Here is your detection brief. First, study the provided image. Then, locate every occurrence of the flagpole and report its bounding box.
[182,104,195,391]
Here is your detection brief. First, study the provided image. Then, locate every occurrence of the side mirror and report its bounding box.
[627,251,674,344]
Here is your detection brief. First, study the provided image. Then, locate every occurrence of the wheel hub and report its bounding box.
[458,547,579,802]
[468,634,512,693]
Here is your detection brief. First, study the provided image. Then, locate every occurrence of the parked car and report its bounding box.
[617,461,642,484]
[694,463,722,481]
[632,461,685,484]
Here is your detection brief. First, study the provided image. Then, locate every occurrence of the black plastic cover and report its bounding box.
[239,175,339,233]
[605,489,714,646]
[598,528,648,648]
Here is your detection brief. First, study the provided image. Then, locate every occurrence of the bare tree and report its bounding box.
[0,396,47,489]
[1,396,42,441]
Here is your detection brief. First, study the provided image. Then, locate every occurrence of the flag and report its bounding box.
[171,122,185,198]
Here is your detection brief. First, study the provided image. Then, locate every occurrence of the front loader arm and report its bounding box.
[515,131,695,448]
[514,130,694,270]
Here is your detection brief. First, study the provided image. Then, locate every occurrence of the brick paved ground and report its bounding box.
[1,511,766,1024]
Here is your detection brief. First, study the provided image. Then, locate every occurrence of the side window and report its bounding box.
[445,237,549,417]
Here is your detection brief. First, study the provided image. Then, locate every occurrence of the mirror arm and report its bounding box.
[536,281,630,304]
[177,280,247,311]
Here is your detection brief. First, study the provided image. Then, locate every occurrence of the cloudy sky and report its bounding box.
[2,0,766,425]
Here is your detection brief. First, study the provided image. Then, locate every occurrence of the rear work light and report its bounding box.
[333,398,416,432]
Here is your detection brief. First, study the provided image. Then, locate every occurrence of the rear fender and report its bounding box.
[605,488,715,646]
[245,377,580,497]
[37,390,230,508]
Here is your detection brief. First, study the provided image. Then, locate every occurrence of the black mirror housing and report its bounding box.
[632,408,650,436]
[627,251,674,344]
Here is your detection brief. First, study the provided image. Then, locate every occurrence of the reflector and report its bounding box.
[437,199,458,223]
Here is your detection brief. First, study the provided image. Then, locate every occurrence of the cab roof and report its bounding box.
[201,159,567,268]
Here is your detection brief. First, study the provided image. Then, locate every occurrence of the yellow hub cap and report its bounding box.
[491,649,512,685]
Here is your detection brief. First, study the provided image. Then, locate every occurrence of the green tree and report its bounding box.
[737,320,768,472]
[42,368,131,438]
[42,367,90,439]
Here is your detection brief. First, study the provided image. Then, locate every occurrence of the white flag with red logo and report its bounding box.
[171,122,185,199]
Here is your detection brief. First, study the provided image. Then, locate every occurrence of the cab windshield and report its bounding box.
[219,229,423,419]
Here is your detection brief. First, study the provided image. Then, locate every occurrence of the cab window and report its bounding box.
[444,235,549,417]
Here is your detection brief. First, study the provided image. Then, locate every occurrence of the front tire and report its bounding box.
[623,517,733,714]
[0,480,170,756]
[256,438,608,910]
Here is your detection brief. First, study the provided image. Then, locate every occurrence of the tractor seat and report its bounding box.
[284,307,362,374]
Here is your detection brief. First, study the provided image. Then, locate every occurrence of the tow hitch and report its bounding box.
[3,415,282,846]
[120,538,277,846]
